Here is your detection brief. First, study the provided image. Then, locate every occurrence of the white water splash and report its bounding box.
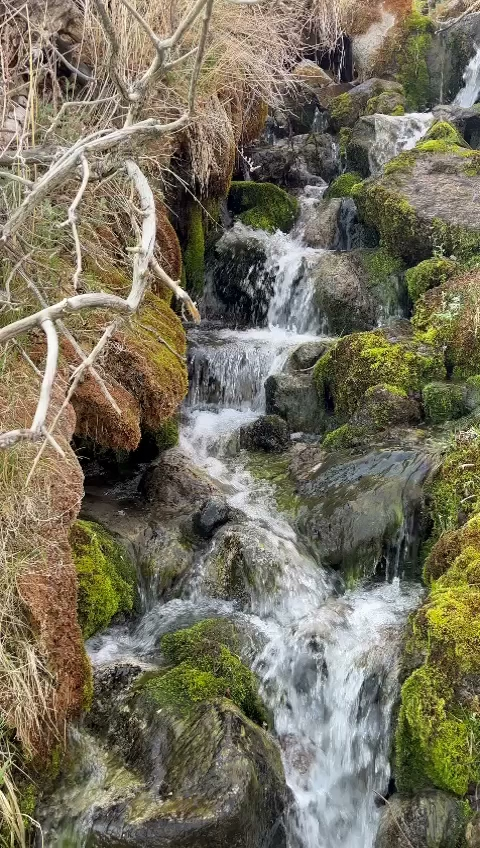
[455,45,480,108]
[369,112,434,174]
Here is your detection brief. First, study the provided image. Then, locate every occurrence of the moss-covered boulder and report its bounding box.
[424,513,480,585]
[328,79,405,130]
[205,524,281,608]
[372,11,434,112]
[227,181,299,233]
[183,202,205,295]
[406,257,459,302]
[265,371,327,434]
[352,132,480,263]
[422,381,467,424]
[314,323,445,420]
[365,90,406,116]
[427,437,480,542]
[309,248,405,335]
[140,449,218,519]
[413,270,480,380]
[70,520,137,639]
[324,172,363,200]
[354,384,422,430]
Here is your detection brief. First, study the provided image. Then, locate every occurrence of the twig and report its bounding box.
[59,154,90,290]
[188,0,215,116]
[151,257,200,322]
[0,170,33,187]
[138,322,187,362]
[47,42,96,83]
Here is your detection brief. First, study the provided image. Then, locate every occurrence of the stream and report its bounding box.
[40,114,435,848]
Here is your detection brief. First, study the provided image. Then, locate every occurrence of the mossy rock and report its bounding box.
[422,382,467,425]
[228,181,299,233]
[428,438,480,541]
[406,257,459,302]
[328,78,405,130]
[322,424,370,452]
[413,270,480,380]
[352,141,480,264]
[152,417,179,452]
[365,90,406,116]
[314,325,445,419]
[70,520,137,639]
[205,524,280,608]
[138,618,268,727]
[325,172,363,200]
[373,11,434,112]
[423,515,480,585]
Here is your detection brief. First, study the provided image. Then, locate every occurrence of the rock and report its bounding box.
[239,415,290,453]
[291,60,332,90]
[287,341,331,372]
[192,497,232,539]
[245,133,339,188]
[303,198,342,249]
[375,792,467,848]
[328,79,404,130]
[467,813,480,848]
[140,449,218,518]
[353,384,421,430]
[265,372,326,434]
[432,104,480,149]
[309,248,406,335]
[354,138,480,264]
[293,446,437,580]
[204,228,274,326]
[422,381,468,424]
[205,523,281,607]
[427,12,480,105]
[140,524,195,598]
[405,257,459,302]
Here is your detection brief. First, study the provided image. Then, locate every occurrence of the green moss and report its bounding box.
[353,181,425,261]
[339,127,353,157]
[322,424,369,451]
[314,329,445,418]
[360,246,404,289]
[247,452,300,516]
[183,203,205,295]
[383,150,417,176]
[329,92,354,128]
[406,258,458,302]
[137,619,268,726]
[324,172,363,200]
[154,417,178,452]
[422,382,466,424]
[228,181,299,233]
[419,120,469,149]
[395,12,434,111]
[70,520,137,639]
[428,440,480,541]
[366,91,406,116]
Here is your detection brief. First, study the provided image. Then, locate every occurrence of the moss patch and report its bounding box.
[138,618,268,726]
[183,203,205,295]
[422,382,466,425]
[153,417,179,452]
[428,438,480,542]
[325,172,363,200]
[70,520,137,639]
[322,424,369,452]
[406,258,458,302]
[392,12,434,112]
[366,90,406,116]
[228,181,299,233]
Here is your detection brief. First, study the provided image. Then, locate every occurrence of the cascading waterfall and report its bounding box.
[454,45,480,108]
[40,116,433,846]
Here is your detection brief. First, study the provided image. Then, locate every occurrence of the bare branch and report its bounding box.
[59,154,90,290]
[0,171,33,187]
[164,46,199,70]
[188,0,215,116]
[92,0,129,101]
[31,319,59,434]
[124,159,156,309]
[47,42,96,83]
[151,257,200,323]
[44,97,120,140]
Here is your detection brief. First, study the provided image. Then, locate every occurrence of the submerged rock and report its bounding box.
[140,449,218,518]
[375,792,467,848]
[192,497,232,540]
[239,415,290,453]
[265,372,326,434]
[205,523,281,608]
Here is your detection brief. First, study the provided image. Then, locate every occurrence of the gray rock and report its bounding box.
[239,415,290,453]
[287,341,331,372]
[328,78,404,130]
[140,524,195,600]
[375,791,467,848]
[193,497,232,539]
[246,133,339,188]
[427,12,480,105]
[140,449,217,518]
[303,197,342,249]
[292,446,438,579]
[433,104,480,148]
[265,372,326,434]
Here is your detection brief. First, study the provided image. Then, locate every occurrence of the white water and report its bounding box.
[455,45,480,108]
[368,112,434,174]
[42,183,424,848]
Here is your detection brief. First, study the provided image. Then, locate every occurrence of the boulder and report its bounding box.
[303,198,342,249]
[427,12,480,105]
[265,372,326,434]
[192,497,232,540]
[353,384,421,430]
[375,792,467,848]
[239,415,290,453]
[204,228,274,326]
[140,449,218,518]
[245,133,339,188]
[422,381,468,424]
[292,446,437,580]
[354,140,480,264]
[287,341,331,372]
[140,524,195,600]
[309,248,406,335]
[291,60,332,90]
[204,523,282,607]
[433,104,480,149]
[328,79,405,130]
[227,181,299,233]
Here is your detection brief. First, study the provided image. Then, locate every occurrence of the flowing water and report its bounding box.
[367,112,434,175]
[41,121,431,847]
[455,44,480,108]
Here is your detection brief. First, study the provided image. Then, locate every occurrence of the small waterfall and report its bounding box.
[368,112,434,175]
[454,45,480,108]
